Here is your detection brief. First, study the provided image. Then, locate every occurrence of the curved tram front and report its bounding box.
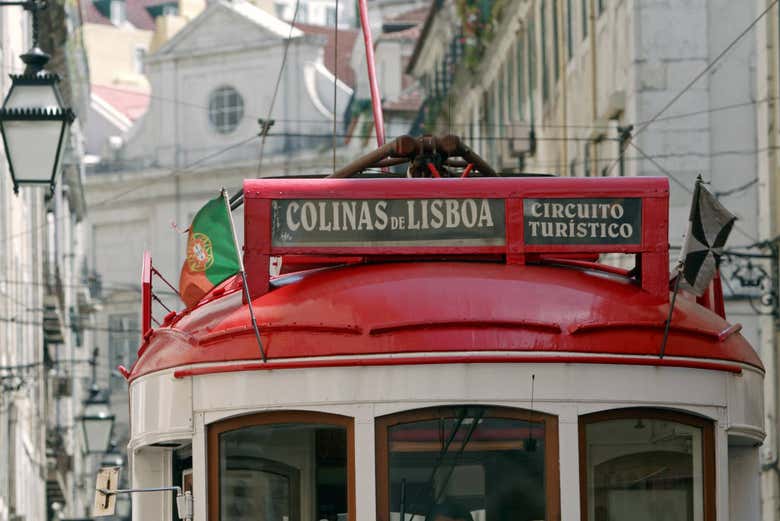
[115,142,764,521]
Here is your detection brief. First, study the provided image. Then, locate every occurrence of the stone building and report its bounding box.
[409,0,766,519]
[0,1,95,520]
[753,2,780,519]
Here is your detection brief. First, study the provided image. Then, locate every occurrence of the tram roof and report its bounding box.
[128,260,762,382]
[127,176,761,381]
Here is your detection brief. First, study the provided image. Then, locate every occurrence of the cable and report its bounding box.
[604,0,778,175]
[715,178,759,198]
[0,133,260,249]
[636,96,779,127]
[628,141,758,244]
[256,0,302,179]
[0,316,142,334]
[263,131,614,142]
[626,141,693,193]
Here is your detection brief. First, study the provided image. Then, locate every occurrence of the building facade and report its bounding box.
[0,1,96,520]
[410,0,769,517]
[754,2,780,519]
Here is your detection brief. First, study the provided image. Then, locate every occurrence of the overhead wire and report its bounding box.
[256,0,302,180]
[628,141,758,243]
[604,0,779,175]
[0,133,260,248]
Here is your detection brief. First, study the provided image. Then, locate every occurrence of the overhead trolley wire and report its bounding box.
[0,133,260,249]
[604,0,778,175]
[256,0,302,180]
[628,141,758,243]
[637,0,778,138]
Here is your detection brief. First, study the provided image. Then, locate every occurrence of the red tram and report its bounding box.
[117,136,764,521]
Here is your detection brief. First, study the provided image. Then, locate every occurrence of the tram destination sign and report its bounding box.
[523,197,642,245]
[272,198,506,247]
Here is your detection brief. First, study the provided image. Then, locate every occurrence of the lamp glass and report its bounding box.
[0,78,71,187]
[81,399,114,453]
[2,118,63,183]
[5,83,60,109]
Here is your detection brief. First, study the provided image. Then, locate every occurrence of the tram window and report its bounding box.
[376,406,560,521]
[580,410,715,521]
[209,412,352,521]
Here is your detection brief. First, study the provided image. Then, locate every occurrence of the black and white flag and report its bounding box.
[678,177,736,296]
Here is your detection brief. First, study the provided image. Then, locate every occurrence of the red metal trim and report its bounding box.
[427,163,441,178]
[199,323,363,346]
[718,323,743,342]
[171,354,743,380]
[242,177,670,199]
[141,251,152,336]
[368,319,561,336]
[569,321,721,339]
[271,245,507,255]
[461,164,474,178]
[538,257,632,277]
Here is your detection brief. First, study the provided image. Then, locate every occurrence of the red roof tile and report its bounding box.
[295,22,359,89]
[92,84,151,121]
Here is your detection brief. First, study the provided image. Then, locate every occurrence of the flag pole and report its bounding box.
[660,262,683,359]
[222,188,267,363]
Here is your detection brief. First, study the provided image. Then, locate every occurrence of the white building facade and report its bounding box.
[409,0,770,517]
[0,1,97,520]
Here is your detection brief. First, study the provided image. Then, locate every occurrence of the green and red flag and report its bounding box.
[179,193,240,308]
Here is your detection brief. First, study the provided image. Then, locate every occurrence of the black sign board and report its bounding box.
[272,198,506,247]
[523,198,642,245]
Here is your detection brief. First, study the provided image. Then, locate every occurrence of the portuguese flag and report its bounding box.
[179,193,240,308]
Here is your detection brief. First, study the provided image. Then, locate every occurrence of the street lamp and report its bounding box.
[79,384,115,454]
[101,441,124,468]
[0,0,75,194]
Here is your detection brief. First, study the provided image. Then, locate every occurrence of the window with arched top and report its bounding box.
[375,405,560,521]
[579,408,715,521]
[208,411,355,521]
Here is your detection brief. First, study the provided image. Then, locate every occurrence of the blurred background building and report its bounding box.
[0,0,98,520]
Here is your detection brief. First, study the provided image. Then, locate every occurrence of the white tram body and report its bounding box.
[123,176,764,521]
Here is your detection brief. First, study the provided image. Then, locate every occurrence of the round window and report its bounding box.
[208,86,244,134]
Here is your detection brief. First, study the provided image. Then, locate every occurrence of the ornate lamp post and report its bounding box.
[79,384,115,454]
[0,0,75,193]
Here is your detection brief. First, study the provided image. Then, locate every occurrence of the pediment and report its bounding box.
[155,1,300,57]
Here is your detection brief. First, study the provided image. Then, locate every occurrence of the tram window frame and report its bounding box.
[375,405,561,521]
[207,410,356,521]
[578,408,716,521]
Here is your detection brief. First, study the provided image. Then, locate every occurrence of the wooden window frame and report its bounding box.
[578,408,716,521]
[207,410,356,521]
[375,405,560,521]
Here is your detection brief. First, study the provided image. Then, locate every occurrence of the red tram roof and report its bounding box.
[128,261,762,381]
[128,176,761,381]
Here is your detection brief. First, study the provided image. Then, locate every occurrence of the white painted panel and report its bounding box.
[730,446,761,521]
[131,371,193,443]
